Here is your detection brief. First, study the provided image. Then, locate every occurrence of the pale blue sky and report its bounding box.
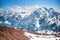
[0,0,60,10]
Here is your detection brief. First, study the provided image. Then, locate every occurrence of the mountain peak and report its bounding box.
[0,7,60,32]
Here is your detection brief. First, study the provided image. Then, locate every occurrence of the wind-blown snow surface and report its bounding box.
[0,6,60,32]
[24,32,60,40]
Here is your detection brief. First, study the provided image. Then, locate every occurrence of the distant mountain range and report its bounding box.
[0,7,60,32]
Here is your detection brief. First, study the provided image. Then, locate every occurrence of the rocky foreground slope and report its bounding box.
[0,26,29,40]
[0,26,60,40]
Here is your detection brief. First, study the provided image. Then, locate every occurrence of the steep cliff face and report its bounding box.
[0,26,29,40]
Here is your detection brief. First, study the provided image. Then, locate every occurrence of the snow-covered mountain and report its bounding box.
[0,6,60,32]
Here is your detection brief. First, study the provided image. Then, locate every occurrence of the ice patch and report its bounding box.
[4,20,11,25]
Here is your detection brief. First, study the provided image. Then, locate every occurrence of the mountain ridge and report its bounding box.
[0,7,60,32]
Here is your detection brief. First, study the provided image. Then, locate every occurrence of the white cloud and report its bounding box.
[5,5,40,18]
[25,5,40,11]
[58,10,60,13]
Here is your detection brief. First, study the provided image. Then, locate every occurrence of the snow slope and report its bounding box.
[24,31,60,40]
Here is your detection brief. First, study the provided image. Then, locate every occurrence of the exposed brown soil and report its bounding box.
[0,26,29,40]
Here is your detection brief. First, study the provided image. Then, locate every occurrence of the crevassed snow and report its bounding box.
[46,17,56,25]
